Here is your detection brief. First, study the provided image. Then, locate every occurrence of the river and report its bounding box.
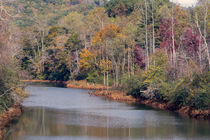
[4,83,210,140]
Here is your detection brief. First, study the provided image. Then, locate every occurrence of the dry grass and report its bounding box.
[66,80,111,90]
[94,90,137,103]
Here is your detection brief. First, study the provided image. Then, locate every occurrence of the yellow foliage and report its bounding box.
[99,59,113,73]
[79,49,94,71]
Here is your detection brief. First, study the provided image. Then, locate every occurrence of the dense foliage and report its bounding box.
[3,0,209,110]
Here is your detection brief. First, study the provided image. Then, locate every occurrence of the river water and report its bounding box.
[4,84,210,140]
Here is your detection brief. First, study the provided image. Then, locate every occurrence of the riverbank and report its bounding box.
[21,80,210,120]
[0,104,22,139]
[94,90,210,120]
[21,80,110,90]
[21,80,65,84]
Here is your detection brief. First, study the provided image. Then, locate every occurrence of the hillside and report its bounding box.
[5,0,104,27]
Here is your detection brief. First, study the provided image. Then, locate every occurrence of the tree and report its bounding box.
[92,24,121,86]
[159,17,178,65]
[65,32,83,74]
[104,0,138,17]
[79,49,95,73]
[122,22,138,76]
[44,48,70,81]
[194,0,210,69]
[181,28,200,60]
[143,49,168,86]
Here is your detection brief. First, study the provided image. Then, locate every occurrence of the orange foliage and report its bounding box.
[92,24,120,44]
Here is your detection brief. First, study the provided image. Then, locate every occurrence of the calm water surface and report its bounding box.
[4,84,210,140]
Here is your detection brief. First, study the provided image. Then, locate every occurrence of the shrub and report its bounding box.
[188,72,210,110]
[190,90,210,110]
[170,88,190,108]
[123,74,148,98]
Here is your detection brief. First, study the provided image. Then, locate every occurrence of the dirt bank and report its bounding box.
[0,104,22,139]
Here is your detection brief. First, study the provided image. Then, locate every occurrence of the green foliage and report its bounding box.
[143,50,168,86]
[165,73,210,110]
[190,90,210,110]
[0,66,19,113]
[86,70,101,83]
[189,72,210,110]
[65,32,83,52]
[44,49,70,81]
[170,88,190,108]
[125,66,209,110]
[122,74,147,98]
[104,0,138,17]
[45,26,69,47]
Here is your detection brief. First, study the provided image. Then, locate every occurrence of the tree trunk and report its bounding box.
[116,63,119,87]
[171,6,177,66]
[76,49,80,73]
[152,0,155,54]
[106,56,109,88]
[144,0,149,69]
[128,49,130,78]
[196,12,210,68]
[122,45,126,74]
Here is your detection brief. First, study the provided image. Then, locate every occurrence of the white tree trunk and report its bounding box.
[171,6,177,66]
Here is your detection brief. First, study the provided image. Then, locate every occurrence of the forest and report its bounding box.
[0,0,209,114]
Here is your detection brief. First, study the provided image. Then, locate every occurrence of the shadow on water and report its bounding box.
[24,82,66,88]
[4,84,210,140]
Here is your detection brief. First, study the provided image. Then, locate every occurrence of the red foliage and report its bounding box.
[135,46,145,68]
[159,18,178,54]
[181,28,201,55]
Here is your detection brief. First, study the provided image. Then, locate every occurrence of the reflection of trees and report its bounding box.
[5,107,210,140]
[40,107,46,135]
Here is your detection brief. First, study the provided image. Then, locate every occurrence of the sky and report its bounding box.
[171,0,198,7]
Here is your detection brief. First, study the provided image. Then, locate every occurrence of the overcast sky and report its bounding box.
[171,0,198,7]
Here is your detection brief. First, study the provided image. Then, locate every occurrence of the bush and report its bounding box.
[86,71,99,83]
[170,88,190,108]
[123,74,148,98]
[190,90,210,110]
[0,94,14,113]
[167,73,210,110]
[188,72,210,110]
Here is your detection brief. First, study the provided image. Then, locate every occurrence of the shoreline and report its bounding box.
[94,90,210,120]
[21,80,65,84]
[0,104,22,139]
[21,80,210,120]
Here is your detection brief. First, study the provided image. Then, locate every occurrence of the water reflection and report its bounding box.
[4,85,210,140]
